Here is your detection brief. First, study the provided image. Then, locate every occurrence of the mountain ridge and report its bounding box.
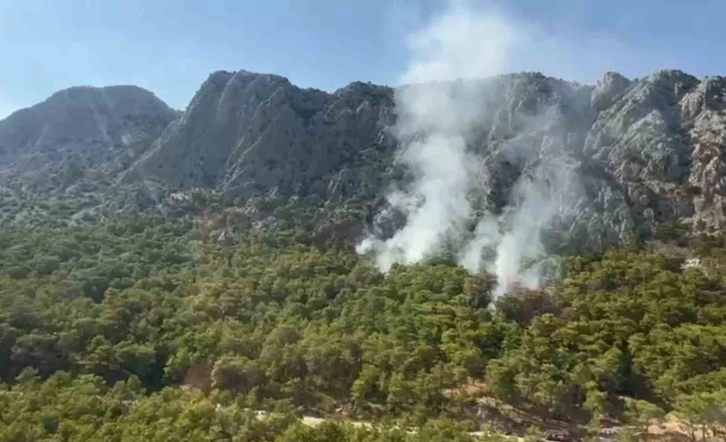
[2,68,726,253]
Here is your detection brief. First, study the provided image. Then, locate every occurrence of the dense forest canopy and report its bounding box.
[1,212,726,441]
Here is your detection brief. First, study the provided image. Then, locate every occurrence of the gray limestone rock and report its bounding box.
[0,85,177,195]
[591,71,631,111]
[4,68,726,251]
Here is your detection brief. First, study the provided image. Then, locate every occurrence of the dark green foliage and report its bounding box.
[0,213,725,440]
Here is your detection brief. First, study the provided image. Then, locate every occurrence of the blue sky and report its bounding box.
[1,0,725,118]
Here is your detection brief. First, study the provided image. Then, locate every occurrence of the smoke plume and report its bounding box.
[358,1,584,296]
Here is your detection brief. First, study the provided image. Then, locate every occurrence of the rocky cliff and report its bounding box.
[0,85,177,194]
[3,69,726,249]
[125,70,397,205]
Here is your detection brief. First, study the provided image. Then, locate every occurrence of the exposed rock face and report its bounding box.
[682,77,726,232]
[591,72,631,111]
[0,85,177,195]
[584,70,722,237]
[4,69,726,250]
[126,71,397,204]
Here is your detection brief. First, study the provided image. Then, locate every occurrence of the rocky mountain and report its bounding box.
[0,85,178,222]
[123,70,397,205]
[2,68,726,251]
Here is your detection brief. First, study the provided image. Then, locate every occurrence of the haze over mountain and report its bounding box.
[1,68,725,259]
[3,0,726,296]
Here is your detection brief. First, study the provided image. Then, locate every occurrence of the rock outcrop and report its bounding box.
[0,85,177,195]
[4,68,726,250]
[125,71,397,204]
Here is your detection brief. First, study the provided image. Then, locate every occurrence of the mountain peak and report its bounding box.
[204,69,292,88]
[4,68,726,246]
[0,83,178,197]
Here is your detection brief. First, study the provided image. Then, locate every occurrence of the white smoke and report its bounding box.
[360,2,514,269]
[492,175,559,295]
[458,216,500,274]
[359,0,584,296]
[400,3,515,85]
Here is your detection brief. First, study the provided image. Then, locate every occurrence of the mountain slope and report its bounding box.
[0,85,177,195]
[0,85,179,223]
[124,71,397,206]
[2,69,726,249]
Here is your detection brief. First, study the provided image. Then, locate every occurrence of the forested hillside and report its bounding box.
[4,61,726,441]
[5,0,726,436]
[1,213,725,441]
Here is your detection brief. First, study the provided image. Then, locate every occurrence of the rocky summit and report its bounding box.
[2,68,726,251]
[0,85,178,223]
[124,70,396,205]
[0,85,177,189]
